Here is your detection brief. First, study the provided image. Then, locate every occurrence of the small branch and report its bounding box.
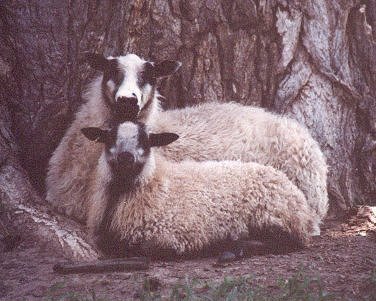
[53,257,149,274]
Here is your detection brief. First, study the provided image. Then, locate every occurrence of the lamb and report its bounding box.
[81,121,321,258]
[46,53,328,225]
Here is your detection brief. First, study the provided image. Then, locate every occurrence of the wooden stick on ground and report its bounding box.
[53,257,149,274]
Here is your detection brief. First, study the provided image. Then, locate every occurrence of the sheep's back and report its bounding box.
[153,101,328,218]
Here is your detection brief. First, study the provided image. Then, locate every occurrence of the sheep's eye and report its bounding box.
[103,129,117,150]
[107,69,123,85]
[104,60,123,85]
[138,63,156,86]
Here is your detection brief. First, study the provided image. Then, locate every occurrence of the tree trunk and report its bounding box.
[0,101,96,259]
[1,0,375,256]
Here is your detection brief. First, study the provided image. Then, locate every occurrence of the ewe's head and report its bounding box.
[81,122,179,182]
[86,53,181,121]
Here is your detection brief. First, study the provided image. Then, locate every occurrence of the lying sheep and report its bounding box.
[82,121,321,258]
[46,53,328,225]
[154,101,328,222]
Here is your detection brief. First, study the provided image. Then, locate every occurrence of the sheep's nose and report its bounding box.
[118,152,135,166]
[116,96,138,107]
[115,96,140,121]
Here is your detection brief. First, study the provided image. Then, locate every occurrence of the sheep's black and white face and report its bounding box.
[86,53,181,121]
[81,122,179,183]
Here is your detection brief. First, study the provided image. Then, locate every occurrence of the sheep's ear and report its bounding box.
[85,53,109,71]
[81,127,109,143]
[149,133,179,147]
[154,60,182,77]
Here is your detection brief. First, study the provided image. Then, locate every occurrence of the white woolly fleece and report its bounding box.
[87,151,320,256]
[46,73,328,226]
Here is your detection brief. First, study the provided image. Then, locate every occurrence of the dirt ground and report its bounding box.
[1,207,375,301]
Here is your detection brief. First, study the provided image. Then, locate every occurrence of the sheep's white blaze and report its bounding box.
[115,54,146,107]
[108,122,147,164]
[112,122,139,154]
[105,122,154,183]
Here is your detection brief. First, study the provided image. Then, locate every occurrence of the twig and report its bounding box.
[53,257,149,274]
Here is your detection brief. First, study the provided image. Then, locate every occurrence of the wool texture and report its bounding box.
[46,76,328,225]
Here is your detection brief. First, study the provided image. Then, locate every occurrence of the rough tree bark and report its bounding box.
[0,101,96,260]
[0,0,375,257]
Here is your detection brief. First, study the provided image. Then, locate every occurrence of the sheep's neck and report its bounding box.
[95,156,161,256]
[95,177,136,256]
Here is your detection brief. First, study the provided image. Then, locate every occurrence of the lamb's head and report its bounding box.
[86,53,181,121]
[81,121,179,184]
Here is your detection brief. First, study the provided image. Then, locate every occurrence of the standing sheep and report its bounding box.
[82,121,321,258]
[46,53,328,225]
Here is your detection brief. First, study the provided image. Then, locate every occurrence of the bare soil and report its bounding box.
[1,207,375,301]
